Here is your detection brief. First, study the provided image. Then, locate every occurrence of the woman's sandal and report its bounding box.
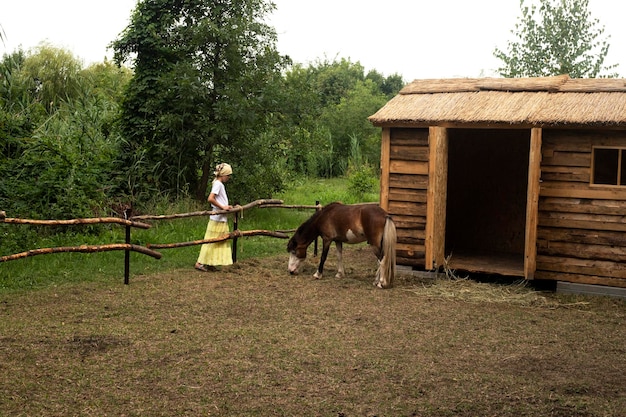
[195,263,210,272]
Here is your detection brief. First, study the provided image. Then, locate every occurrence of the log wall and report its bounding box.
[384,128,429,266]
[536,129,626,288]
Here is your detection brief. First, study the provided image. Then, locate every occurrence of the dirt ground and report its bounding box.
[1,246,625,417]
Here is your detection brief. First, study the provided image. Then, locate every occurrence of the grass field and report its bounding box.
[0,177,378,292]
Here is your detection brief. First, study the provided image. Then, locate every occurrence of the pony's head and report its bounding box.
[287,208,326,275]
[287,232,308,275]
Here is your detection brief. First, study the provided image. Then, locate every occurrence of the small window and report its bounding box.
[592,147,625,186]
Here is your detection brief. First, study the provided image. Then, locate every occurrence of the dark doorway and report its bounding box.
[444,129,530,276]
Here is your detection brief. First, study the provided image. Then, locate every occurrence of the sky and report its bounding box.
[2,0,624,82]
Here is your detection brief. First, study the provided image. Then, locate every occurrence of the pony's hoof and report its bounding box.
[335,273,344,279]
[313,272,322,280]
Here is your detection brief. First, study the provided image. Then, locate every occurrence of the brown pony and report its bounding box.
[287,202,397,288]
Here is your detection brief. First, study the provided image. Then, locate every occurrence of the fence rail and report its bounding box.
[129,198,286,220]
[147,229,289,250]
[0,244,162,262]
[0,200,319,284]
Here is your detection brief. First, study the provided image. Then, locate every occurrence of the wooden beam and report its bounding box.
[130,199,284,220]
[524,128,542,279]
[538,227,626,246]
[388,189,428,203]
[537,255,626,279]
[388,201,427,216]
[540,186,626,200]
[380,128,391,212]
[0,244,162,262]
[425,126,448,270]
[389,160,429,175]
[1,216,151,229]
[147,229,289,249]
[390,145,429,161]
[538,217,626,232]
[535,270,626,288]
[538,240,626,262]
[539,197,626,215]
[389,174,429,189]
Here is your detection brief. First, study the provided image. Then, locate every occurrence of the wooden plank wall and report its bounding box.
[386,128,430,266]
[536,129,626,288]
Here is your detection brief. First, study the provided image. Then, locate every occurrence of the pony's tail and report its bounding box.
[379,216,397,288]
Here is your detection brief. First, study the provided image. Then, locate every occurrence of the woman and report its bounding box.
[195,163,233,272]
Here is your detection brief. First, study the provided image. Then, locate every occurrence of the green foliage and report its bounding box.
[280,59,403,178]
[320,79,388,175]
[112,0,289,204]
[0,46,128,228]
[19,43,85,113]
[346,134,378,200]
[0,106,33,161]
[1,50,30,112]
[347,165,378,200]
[82,60,133,105]
[310,58,367,107]
[215,130,287,204]
[280,176,378,206]
[4,104,118,220]
[494,0,618,78]
[366,69,405,98]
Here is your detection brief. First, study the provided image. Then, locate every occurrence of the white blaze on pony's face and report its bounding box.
[287,236,307,275]
[288,252,304,275]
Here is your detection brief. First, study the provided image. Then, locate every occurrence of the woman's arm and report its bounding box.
[208,193,232,210]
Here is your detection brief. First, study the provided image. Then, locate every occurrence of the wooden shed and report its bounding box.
[369,75,626,289]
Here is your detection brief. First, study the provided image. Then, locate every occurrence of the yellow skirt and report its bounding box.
[196,220,233,266]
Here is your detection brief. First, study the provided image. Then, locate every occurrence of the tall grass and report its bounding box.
[0,177,379,292]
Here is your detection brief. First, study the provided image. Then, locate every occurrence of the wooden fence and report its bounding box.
[0,199,321,284]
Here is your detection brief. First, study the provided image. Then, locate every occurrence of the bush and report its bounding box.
[347,164,378,200]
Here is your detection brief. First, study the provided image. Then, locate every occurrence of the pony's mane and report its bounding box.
[294,202,343,237]
[304,202,342,225]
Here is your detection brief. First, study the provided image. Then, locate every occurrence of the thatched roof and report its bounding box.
[369,75,626,127]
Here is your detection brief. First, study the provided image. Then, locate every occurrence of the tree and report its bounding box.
[309,58,367,107]
[112,0,289,203]
[20,43,84,113]
[278,59,405,178]
[0,49,41,125]
[493,0,618,78]
[365,69,404,98]
[320,79,389,176]
[0,47,129,221]
[82,60,133,105]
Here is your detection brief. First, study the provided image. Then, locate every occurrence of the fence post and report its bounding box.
[232,211,239,263]
[124,209,131,285]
